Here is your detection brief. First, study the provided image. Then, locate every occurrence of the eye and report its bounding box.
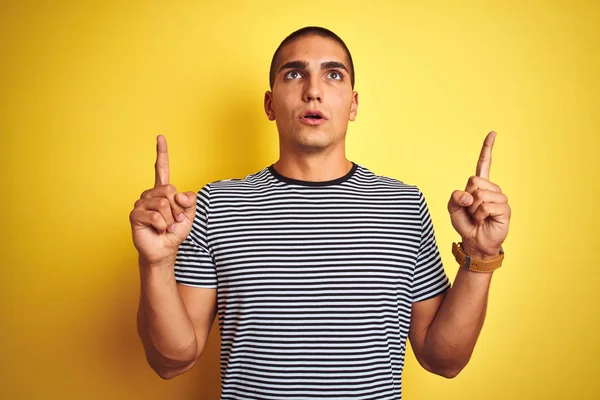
[284,70,303,80]
[327,71,343,80]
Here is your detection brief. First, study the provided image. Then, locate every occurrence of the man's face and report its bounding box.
[264,35,358,153]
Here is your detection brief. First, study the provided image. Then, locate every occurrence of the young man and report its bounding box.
[131,27,511,399]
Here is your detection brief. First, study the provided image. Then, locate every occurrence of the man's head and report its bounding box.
[269,26,355,90]
[264,27,358,155]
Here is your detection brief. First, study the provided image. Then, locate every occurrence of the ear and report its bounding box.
[264,91,276,121]
[349,91,359,121]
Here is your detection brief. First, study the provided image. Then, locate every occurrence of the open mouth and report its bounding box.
[300,110,326,120]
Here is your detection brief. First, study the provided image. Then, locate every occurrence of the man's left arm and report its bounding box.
[409,131,511,378]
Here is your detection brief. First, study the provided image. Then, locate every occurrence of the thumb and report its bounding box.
[448,190,474,236]
[448,190,473,214]
[175,191,197,214]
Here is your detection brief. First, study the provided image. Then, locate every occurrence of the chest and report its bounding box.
[208,199,421,293]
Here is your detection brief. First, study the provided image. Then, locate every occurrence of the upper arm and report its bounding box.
[174,184,218,361]
[408,291,446,370]
[177,284,218,361]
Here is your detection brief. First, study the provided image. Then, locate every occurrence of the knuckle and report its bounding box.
[144,188,158,198]
[158,198,170,208]
[151,212,163,224]
[165,184,176,195]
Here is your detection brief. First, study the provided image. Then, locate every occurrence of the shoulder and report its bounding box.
[352,163,423,198]
[197,166,277,197]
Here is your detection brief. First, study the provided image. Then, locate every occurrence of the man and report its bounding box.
[130,26,511,399]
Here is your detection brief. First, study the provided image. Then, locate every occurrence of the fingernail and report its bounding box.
[460,195,470,205]
[168,223,176,232]
[177,213,184,222]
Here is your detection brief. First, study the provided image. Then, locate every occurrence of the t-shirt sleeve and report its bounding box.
[174,184,217,288]
[412,189,451,303]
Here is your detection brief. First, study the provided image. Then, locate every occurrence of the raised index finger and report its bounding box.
[476,131,496,180]
[154,135,170,187]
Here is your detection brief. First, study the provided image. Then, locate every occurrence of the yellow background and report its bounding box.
[2,1,599,399]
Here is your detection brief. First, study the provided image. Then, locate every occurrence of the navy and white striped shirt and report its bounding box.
[175,163,450,399]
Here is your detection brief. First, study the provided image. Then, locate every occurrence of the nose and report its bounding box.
[303,75,323,103]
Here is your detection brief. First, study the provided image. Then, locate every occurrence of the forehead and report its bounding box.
[276,35,350,69]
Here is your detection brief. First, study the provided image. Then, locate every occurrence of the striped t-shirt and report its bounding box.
[174,162,450,400]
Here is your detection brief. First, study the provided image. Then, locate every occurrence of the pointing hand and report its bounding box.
[129,135,197,266]
[447,131,511,259]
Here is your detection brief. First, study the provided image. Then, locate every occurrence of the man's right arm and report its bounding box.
[131,135,217,379]
[137,257,217,379]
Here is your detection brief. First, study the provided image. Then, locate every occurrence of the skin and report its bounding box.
[131,34,511,380]
[131,136,215,379]
[410,131,512,377]
[264,35,358,182]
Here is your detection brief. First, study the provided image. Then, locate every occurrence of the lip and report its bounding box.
[299,109,327,126]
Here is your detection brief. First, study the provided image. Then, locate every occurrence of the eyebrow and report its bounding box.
[321,61,349,73]
[277,60,349,74]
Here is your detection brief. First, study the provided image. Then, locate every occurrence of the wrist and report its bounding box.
[460,242,501,260]
[452,242,504,273]
[138,255,177,284]
[139,254,176,269]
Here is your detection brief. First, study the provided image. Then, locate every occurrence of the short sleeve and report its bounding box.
[174,184,217,288]
[412,190,451,302]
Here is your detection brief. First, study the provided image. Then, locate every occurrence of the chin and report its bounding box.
[297,142,330,152]
[282,127,338,152]
[296,134,333,151]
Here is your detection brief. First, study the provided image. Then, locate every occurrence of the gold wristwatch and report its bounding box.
[452,242,504,273]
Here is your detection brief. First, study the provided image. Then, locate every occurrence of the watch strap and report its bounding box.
[452,242,504,273]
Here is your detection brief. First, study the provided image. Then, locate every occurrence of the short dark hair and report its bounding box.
[269,26,355,90]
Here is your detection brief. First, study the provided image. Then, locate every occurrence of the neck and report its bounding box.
[273,150,352,183]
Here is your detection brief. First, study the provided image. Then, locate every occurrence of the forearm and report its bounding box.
[137,257,198,377]
[423,266,493,376]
